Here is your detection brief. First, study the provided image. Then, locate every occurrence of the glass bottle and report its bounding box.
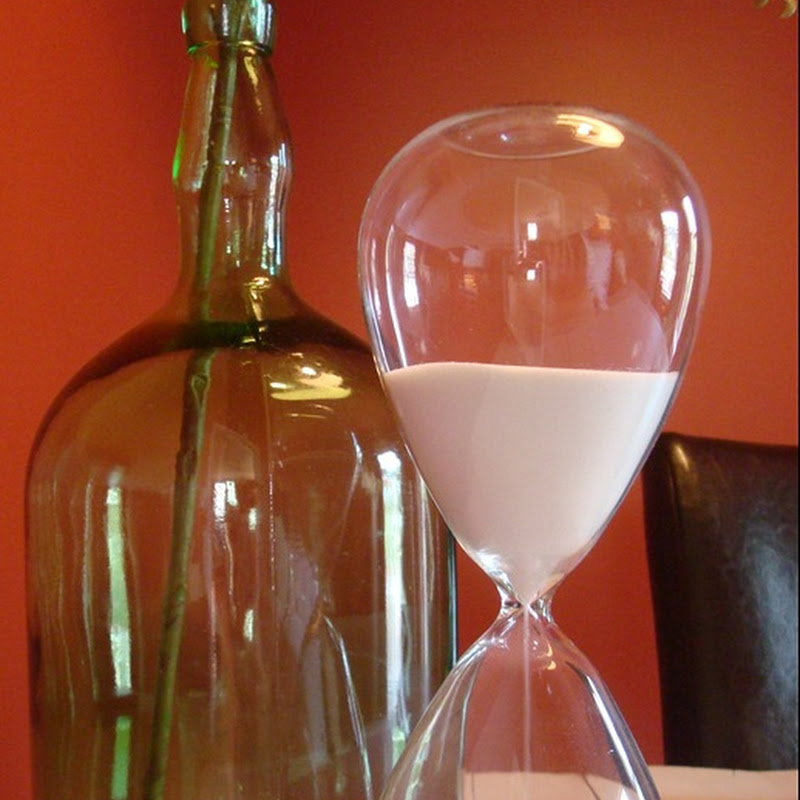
[25,2,454,798]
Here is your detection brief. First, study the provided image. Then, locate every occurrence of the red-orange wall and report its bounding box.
[1,2,796,798]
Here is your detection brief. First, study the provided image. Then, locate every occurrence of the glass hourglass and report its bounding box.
[358,105,710,799]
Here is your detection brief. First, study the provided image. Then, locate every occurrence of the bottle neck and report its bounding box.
[173,36,293,322]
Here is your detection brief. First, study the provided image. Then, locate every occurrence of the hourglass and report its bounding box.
[358,106,710,799]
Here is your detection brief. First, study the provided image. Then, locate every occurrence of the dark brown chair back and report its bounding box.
[642,432,798,769]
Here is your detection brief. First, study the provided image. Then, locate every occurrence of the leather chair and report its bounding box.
[642,432,798,770]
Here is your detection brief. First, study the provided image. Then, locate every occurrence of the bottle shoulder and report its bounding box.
[56,307,372,395]
[29,308,393,464]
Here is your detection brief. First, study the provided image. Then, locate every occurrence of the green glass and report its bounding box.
[25,2,454,798]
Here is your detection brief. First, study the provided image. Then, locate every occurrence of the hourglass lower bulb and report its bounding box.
[359,105,710,799]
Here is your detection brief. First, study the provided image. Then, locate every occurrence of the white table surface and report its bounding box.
[650,766,797,800]
[459,767,798,799]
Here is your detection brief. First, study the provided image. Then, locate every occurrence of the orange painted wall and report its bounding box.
[1,2,796,798]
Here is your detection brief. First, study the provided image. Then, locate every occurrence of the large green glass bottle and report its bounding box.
[26,2,454,798]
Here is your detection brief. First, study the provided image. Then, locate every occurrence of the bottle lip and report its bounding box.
[182,0,276,52]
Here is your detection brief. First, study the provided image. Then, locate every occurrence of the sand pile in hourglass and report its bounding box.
[386,362,676,605]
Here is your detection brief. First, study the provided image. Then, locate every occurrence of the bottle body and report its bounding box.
[27,313,453,799]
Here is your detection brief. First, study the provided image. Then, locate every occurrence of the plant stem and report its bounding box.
[143,5,246,798]
[143,350,213,800]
